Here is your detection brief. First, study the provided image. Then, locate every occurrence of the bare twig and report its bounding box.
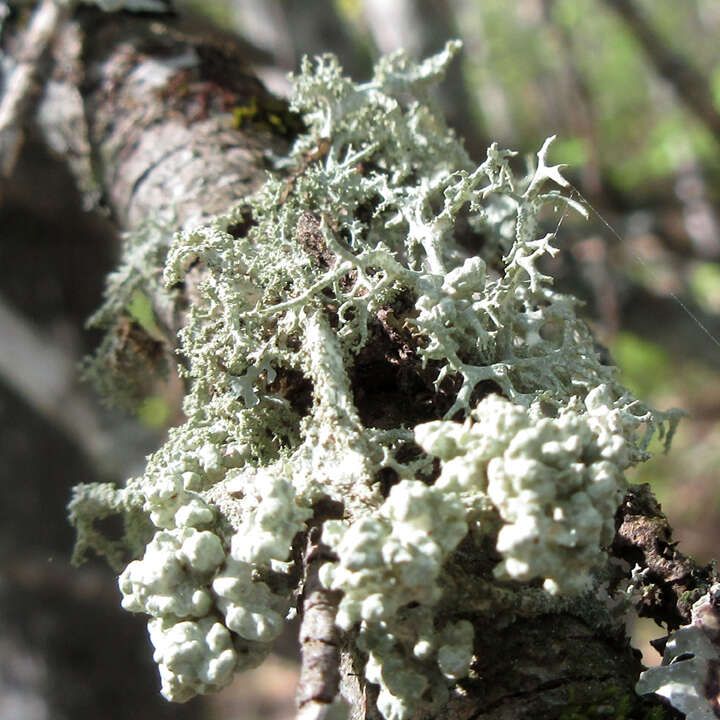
[296,527,344,720]
[0,0,74,184]
[604,0,720,144]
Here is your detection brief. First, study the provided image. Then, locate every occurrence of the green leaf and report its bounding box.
[126,288,165,342]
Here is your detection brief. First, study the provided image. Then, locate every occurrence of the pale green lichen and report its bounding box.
[147,615,241,702]
[119,527,224,617]
[636,585,720,720]
[418,386,633,594]
[320,480,467,629]
[69,41,682,717]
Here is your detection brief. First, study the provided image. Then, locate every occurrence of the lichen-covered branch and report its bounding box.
[61,29,693,720]
[39,8,293,407]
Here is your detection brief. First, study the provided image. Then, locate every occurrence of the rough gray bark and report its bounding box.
[57,11,284,233]
[21,8,696,719]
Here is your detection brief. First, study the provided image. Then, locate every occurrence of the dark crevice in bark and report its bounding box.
[297,211,336,269]
[475,673,617,715]
[348,302,471,429]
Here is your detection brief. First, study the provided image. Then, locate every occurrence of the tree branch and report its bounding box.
[296,526,344,720]
[0,0,74,186]
[35,13,695,719]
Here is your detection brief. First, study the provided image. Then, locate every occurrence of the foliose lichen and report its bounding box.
[68,40,681,718]
[636,584,720,720]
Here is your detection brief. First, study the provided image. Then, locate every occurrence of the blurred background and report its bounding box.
[1,0,719,718]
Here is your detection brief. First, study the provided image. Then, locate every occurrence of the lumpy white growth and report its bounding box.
[416,390,632,594]
[228,472,311,565]
[487,393,629,593]
[148,616,238,702]
[212,557,287,643]
[119,528,224,617]
[320,480,467,630]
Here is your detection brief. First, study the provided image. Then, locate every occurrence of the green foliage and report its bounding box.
[458,0,719,191]
[126,289,165,343]
[691,261,720,314]
[612,331,673,399]
[137,395,171,429]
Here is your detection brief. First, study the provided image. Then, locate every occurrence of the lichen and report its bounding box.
[119,527,225,618]
[417,390,630,594]
[81,217,178,409]
[147,615,242,702]
[636,584,720,720]
[69,41,682,717]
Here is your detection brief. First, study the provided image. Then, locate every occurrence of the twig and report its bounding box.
[603,0,720,144]
[296,526,344,720]
[0,0,74,184]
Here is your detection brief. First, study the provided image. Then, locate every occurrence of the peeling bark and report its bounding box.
[612,483,720,631]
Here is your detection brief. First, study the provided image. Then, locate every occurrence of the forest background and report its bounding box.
[0,0,719,718]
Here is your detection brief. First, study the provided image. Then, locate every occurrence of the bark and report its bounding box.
[296,527,343,720]
[76,12,286,232]
[612,484,719,632]
[14,7,702,719]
